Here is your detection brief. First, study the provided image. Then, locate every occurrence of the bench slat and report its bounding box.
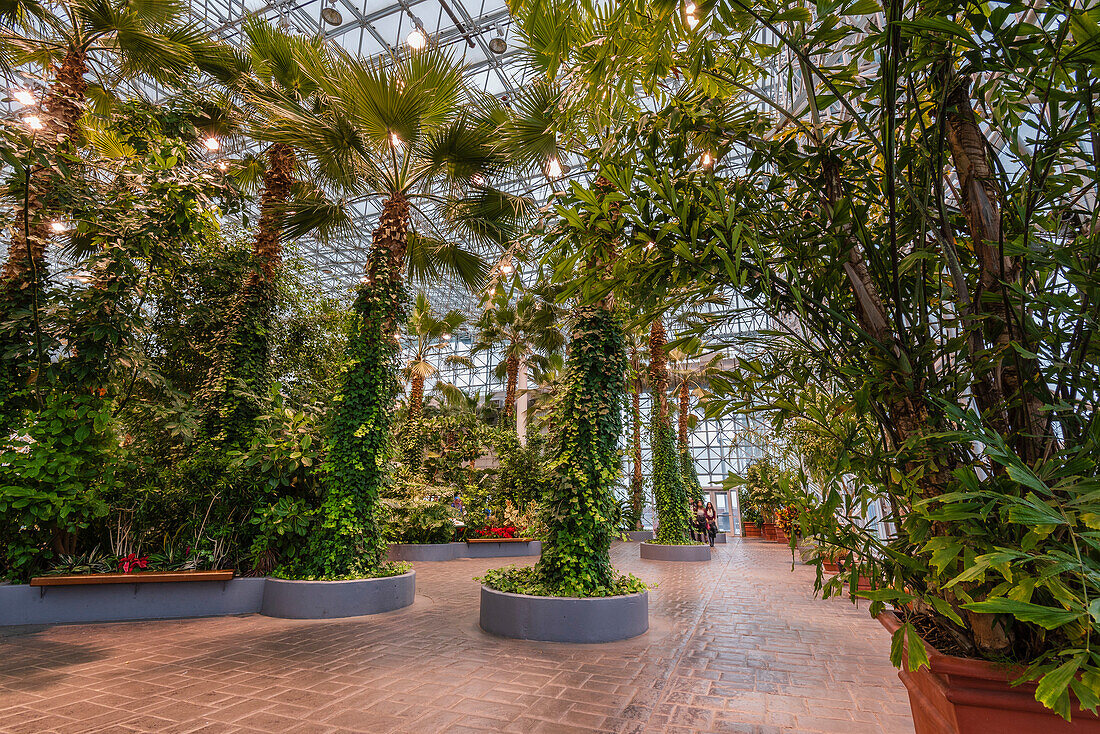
[29,570,235,587]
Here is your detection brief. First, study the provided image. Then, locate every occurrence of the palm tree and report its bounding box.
[258,47,529,576]
[195,20,345,445]
[472,288,563,431]
[671,346,725,503]
[0,0,234,294]
[403,292,469,422]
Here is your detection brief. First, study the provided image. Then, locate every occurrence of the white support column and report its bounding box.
[516,360,528,444]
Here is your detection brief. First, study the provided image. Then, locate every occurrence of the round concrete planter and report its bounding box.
[479,586,648,643]
[625,530,654,542]
[387,543,464,562]
[640,542,711,562]
[261,571,415,619]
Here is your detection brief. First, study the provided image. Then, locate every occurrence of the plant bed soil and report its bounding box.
[639,542,711,562]
[261,572,415,619]
[878,611,1100,733]
[479,585,648,643]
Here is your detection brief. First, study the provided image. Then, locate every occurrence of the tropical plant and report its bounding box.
[556,0,1100,716]
[256,47,526,578]
[472,287,563,430]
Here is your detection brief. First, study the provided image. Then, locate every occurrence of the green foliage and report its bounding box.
[382,477,457,545]
[313,279,404,577]
[736,458,787,524]
[679,448,703,503]
[248,496,317,575]
[0,392,114,580]
[738,488,763,525]
[478,565,647,598]
[533,305,627,596]
[652,416,692,544]
[490,428,553,509]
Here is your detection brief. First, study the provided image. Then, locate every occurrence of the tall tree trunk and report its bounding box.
[198,144,297,444]
[503,353,519,428]
[678,379,690,448]
[409,373,424,419]
[649,317,669,418]
[321,192,409,575]
[942,75,1050,462]
[630,344,644,530]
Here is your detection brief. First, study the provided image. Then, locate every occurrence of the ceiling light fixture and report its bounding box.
[12,89,36,106]
[390,131,402,147]
[320,0,342,26]
[500,262,514,275]
[50,220,67,233]
[217,160,229,171]
[701,151,713,168]
[24,114,44,131]
[203,136,220,151]
[407,28,427,49]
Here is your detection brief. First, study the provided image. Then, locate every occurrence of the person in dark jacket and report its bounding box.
[704,502,718,547]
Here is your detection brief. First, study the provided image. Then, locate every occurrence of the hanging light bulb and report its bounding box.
[12,89,36,106]
[50,220,67,233]
[203,136,220,152]
[441,332,452,341]
[390,131,402,147]
[360,274,372,285]
[685,1,698,27]
[646,240,656,251]
[23,114,44,131]
[217,160,229,172]
[701,151,713,168]
[546,157,563,179]
[407,28,427,50]
[471,173,486,186]
[500,262,514,275]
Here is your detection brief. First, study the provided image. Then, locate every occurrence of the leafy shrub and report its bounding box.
[478,565,648,598]
[383,489,456,544]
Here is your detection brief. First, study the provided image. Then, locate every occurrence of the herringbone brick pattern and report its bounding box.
[0,540,914,733]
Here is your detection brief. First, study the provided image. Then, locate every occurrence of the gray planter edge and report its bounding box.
[640,541,712,562]
[387,542,465,561]
[479,585,648,643]
[260,571,415,619]
[625,530,655,542]
[462,540,542,558]
[0,577,266,627]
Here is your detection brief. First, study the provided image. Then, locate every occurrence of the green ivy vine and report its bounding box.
[653,416,692,544]
[532,304,627,596]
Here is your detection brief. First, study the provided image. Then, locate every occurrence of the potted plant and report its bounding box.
[737,487,764,538]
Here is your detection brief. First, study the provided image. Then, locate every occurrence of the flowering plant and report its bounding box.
[117,553,149,573]
[475,526,517,539]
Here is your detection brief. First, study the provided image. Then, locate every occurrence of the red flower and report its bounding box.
[117,553,149,573]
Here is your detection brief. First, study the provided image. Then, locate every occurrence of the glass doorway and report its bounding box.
[703,488,734,533]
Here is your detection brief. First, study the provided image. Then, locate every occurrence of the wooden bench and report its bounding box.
[29,570,235,587]
[466,538,535,544]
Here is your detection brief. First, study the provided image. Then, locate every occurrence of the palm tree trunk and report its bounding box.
[649,317,669,418]
[503,353,519,428]
[409,373,424,419]
[678,379,690,448]
[630,345,644,530]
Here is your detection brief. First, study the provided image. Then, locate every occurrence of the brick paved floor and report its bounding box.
[0,539,914,734]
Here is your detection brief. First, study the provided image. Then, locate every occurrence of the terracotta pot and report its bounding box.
[878,612,1100,733]
[742,521,762,538]
[774,528,790,543]
[762,522,778,541]
[822,560,840,573]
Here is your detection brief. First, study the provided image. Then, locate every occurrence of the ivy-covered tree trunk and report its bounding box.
[677,379,703,502]
[318,193,408,576]
[649,317,691,543]
[198,143,296,446]
[534,305,626,595]
[630,344,644,530]
[503,353,519,429]
[402,372,426,472]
